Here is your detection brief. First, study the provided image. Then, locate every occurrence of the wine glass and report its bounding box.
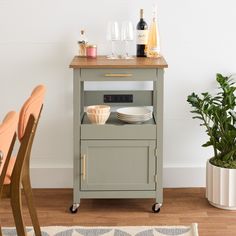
[121,21,134,59]
[106,21,120,59]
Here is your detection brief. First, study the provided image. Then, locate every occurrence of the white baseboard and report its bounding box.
[30,167,73,188]
[30,166,206,188]
[163,166,205,188]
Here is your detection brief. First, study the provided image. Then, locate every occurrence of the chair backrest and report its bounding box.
[18,85,46,141]
[10,85,46,187]
[0,111,18,178]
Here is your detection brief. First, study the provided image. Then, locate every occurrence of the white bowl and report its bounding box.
[87,105,111,114]
[87,112,110,125]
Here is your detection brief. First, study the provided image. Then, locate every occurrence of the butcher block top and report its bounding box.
[69,56,168,69]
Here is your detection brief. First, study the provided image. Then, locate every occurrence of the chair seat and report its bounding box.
[3,157,16,185]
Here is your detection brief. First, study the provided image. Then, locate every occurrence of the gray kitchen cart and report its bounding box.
[69,56,168,213]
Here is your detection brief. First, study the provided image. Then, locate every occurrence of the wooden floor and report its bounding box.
[1,188,236,236]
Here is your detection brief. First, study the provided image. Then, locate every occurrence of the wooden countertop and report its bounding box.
[69,56,168,69]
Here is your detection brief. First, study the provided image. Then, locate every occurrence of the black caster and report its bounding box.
[152,203,161,213]
[69,203,80,213]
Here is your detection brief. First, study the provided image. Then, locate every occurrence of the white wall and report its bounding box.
[0,0,236,187]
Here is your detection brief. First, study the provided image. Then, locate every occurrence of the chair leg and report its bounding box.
[22,176,41,236]
[0,192,2,236]
[10,186,27,236]
[0,188,3,236]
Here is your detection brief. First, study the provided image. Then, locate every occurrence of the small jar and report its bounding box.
[86,45,97,58]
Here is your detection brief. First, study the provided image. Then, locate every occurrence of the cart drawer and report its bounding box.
[80,68,157,81]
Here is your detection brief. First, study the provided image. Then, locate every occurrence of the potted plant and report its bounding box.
[187,73,236,210]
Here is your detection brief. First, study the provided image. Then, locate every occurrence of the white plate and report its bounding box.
[117,115,152,123]
[117,116,152,123]
[117,115,152,121]
[117,114,152,119]
[117,107,152,116]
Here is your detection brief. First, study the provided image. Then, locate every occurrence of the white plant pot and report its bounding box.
[206,160,236,210]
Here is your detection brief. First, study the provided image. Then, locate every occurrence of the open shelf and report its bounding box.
[82,112,156,125]
[81,112,156,140]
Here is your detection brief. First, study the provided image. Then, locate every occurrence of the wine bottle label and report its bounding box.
[136,30,148,45]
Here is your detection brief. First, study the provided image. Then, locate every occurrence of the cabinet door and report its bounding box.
[81,140,156,191]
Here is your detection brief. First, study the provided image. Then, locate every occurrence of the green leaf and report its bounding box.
[202,141,212,147]
[193,116,203,120]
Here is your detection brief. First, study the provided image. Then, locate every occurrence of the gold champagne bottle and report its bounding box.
[147,5,160,58]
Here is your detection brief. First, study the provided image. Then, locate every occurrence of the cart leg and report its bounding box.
[70,184,80,214]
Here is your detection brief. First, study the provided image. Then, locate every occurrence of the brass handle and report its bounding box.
[82,154,86,180]
[104,73,133,77]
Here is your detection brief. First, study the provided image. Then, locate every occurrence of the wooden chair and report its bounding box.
[0,111,18,236]
[0,85,46,236]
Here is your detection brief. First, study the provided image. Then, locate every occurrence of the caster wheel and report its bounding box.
[69,203,79,214]
[152,203,161,213]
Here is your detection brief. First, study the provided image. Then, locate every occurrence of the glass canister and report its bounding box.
[86,45,97,58]
[78,30,87,56]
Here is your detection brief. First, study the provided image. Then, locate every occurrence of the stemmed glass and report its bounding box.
[106,21,120,59]
[121,21,134,59]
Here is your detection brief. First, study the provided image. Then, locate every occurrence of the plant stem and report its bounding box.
[201,111,218,158]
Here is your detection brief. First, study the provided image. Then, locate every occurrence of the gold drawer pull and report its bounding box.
[104,73,133,77]
[82,154,86,180]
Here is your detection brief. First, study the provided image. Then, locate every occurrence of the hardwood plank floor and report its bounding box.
[1,188,236,236]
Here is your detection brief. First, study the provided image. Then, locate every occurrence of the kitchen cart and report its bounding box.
[69,56,168,213]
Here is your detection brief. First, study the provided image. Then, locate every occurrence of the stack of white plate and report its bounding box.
[117,107,152,123]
